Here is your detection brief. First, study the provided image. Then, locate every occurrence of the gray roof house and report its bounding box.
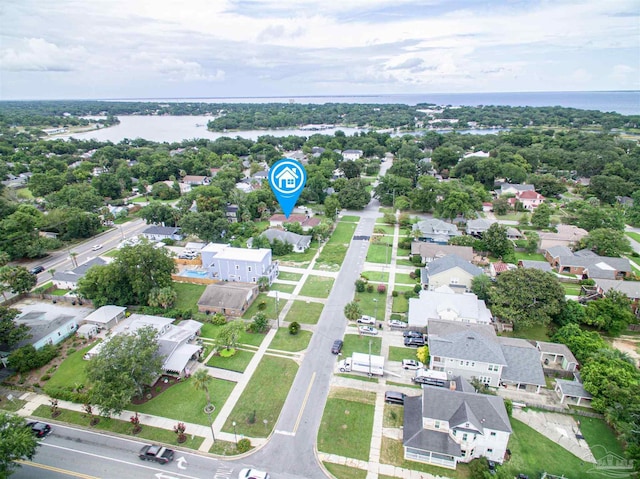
[420,255,484,292]
[466,218,494,237]
[545,248,632,280]
[498,183,535,196]
[518,260,552,273]
[408,286,492,328]
[52,257,108,290]
[412,219,462,244]
[411,243,474,263]
[142,226,183,242]
[497,337,546,392]
[197,282,259,317]
[81,305,127,330]
[260,229,312,253]
[594,279,640,302]
[403,378,512,469]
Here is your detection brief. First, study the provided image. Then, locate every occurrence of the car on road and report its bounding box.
[389,319,407,328]
[29,265,45,275]
[404,336,426,347]
[238,468,271,479]
[138,444,174,464]
[358,325,378,336]
[91,244,103,251]
[26,421,51,438]
[401,359,424,370]
[356,315,376,324]
[331,339,343,354]
[403,330,424,339]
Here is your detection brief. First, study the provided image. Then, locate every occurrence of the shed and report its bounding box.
[555,379,592,406]
[76,323,98,339]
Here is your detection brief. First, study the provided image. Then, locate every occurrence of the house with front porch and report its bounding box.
[403,377,512,469]
[259,229,312,253]
[52,257,108,290]
[420,255,484,293]
[413,219,462,244]
[466,218,493,237]
[408,287,492,328]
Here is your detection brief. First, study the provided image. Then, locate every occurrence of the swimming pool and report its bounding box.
[180,270,209,278]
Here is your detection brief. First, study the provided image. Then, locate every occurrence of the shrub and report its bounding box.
[67,348,76,355]
[247,410,256,424]
[236,438,251,453]
[40,374,51,382]
[398,238,411,250]
[410,255,423,265]
[409,271,416,280]
[249,312,269,334]
[210,313,227,325]
[413,284,422,294]
[354,279,367,293]
[377,284,386,294]
[392,290,398,297]
[504,398,513,417]
[289,321,300,335]
[257,301,267,311]
[366,283,374,293]
[404,290,417,299]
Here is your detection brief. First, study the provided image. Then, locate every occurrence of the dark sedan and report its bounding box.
[27,421,52,438]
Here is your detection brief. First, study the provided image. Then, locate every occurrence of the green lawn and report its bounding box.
[383,404,404,428]
[199,323,267,348]
[206,349,255,372]
[222,356,297,438]
[576,415,626,461]
[314,243,349,271]
[242,293,277,319]
[103,249,119,258]
[317,388,376,461]
[513,252,547,263]
[16,188,34,200]
[275,245,318,266]
[173,282,206,311]
[360,271,389,282]
[269,282,296,294]
[0,398,26,412]
[33,405,204,449]
[299,275,335,298]
[44,342,97,393]
[388,346,417,362]
[269,327,312,352]
[393,284,416,292]
[342,335,382,358]
[626,231,640,243]
[277,271,303,281]
[396,259,414,267]
[372,225,395,235]
[130,377,236,426]
[284,300,324,324]
[52,289,69,296]
[502,323,551,342]
[330,222,357,244]
[394,273,418,284]
[392,294,409,313]
[354,291,387,319]
[323,463,367,479]
[366,242,393,264]
[562,283,583,295]
[340,215,360,223]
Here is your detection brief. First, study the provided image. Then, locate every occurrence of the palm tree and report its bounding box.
[192,369,212,408]
[69,252,79,268]
[344,301,362,322]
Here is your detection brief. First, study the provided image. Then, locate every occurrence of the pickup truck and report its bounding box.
[138,444,174,464]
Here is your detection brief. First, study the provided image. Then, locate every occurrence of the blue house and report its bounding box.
[16,311,78,350]
[200,243,278,284]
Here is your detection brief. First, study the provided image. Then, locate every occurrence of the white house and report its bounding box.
[403,377,512,469]
[420,255,484,292]
[200,243,279,284]
[259,229,312,253]
[342,149,363,160]
[408,286,492,328]
[52,257,108,290]
[82,305,127,331]
[142,226,183,242]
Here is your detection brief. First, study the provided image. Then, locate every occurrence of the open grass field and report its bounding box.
[513,252,547,262]
[562,283,583,295]
[173,282,206,311]
[391,294,409,313]
[366,242,393,264]
[269,282,296,294]
[394,273,418,284]
[314,243,348,271]
[340,215,360,222]
[284,300,324,324]
[130,377,236,426]
[299,275,335,298]
[360,271,389,282]
[318,388,376,461]
[383,404,404,428]
[502,323,551,342]
[33,404,205,449]
[372,225,396,235]
[342,334,382,357]
[269,327,312,352]
[206,349,255,372]
[276,271,303,281]
[331,222,357,244]
[354,290,387,319]
[222,356,297,437]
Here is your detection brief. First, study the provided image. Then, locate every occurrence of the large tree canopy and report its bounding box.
[0,412,40,477]
[0,306,29,348]
[489,268,565,328]
[87,326,162,417]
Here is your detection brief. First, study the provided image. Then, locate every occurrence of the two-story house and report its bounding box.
[403,377,512,469]
[408,287,492,328]
[507,190,545,211]
[341,149,363,160]
[497,183,534,196]
[466,218,493,237]
[412,219,462,244]
[420,255,484,292]
[200,243,278,284]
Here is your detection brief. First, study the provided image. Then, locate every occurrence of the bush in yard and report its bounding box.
[40,374,51,382]
[288,321,300,335]
[210,313,227,325]
[366,283,374,293]
[409,271,416,280]
[392,290,398,297]
[413,284,422,294]
[504,398,513,417]
[404,290,417,299]
[398,238,411,250]
[257,301,267,311]
[355,279,367,293]
[8,344,59,374]
[377,284,386,294]
[173,422,187,443]
[410,255,424,266]
[247,410,256,424]
[237,438,251,453]
[248,312,269,333]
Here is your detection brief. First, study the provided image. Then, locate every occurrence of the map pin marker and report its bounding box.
[268,158,307,219]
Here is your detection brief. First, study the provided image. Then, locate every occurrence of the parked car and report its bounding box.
[384,391,405,405]
[389,319,408,328]
[403,330,423,339]
[238,469,270,479]
[91,244,103,251]
[26,421,51,438]
[358,325,378,336]
[401,359,424,370]
[331,339,343,354]
[404,337,425,347]
[29,265,45,275]
[356,315,376,325]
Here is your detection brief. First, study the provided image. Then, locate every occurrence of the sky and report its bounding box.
[1,0,639,100]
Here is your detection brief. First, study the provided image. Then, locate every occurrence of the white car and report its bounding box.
[91,244,103,251]
[357,315,376,325]
[388,319,408,328]
[238,469,270,479]
[358,325,378,336]
[402,359,425,370]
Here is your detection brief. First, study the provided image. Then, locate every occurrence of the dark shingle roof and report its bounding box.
[427,320,506,365]
[52,257,107,284]
[498,338,546,386]
[403,395,462,457]
[425,255,483,278]
[143,226,181,236]
[260,229,311,249]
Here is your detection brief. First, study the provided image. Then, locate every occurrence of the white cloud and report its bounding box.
[0,38,86,72]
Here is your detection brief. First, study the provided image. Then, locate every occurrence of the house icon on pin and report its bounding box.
[275,166,298,190]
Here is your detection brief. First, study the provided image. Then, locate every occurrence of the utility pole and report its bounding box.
[368,339,372,377]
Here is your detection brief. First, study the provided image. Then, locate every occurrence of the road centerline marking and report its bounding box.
[293,371,316,434]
